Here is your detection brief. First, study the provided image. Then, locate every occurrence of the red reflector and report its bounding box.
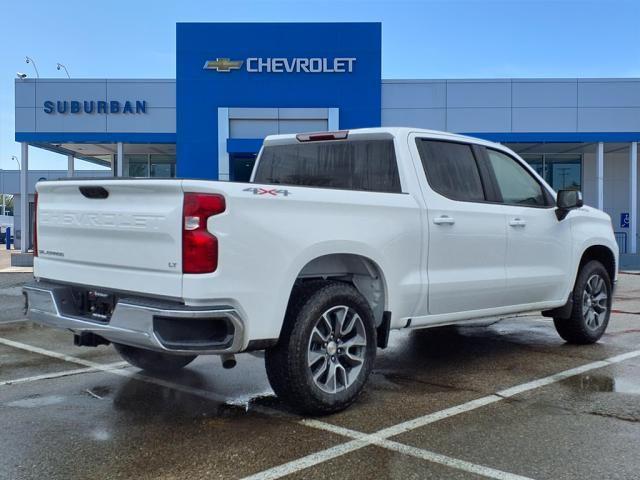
[296,130,349,142]
[183,231,218,274]
[33,192,38,257]
[182,193,226,274]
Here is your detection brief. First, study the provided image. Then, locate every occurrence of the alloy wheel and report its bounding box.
[582,274,608,330]
[307,305,367,394]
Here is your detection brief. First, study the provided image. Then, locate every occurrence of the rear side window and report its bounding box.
[253,139,401,193]
[415,139,485,202]
[486,149,547,207]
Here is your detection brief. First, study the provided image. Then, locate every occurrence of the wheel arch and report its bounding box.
[543,243,617,320]
[579,244,617,283]
[293,253,388,327]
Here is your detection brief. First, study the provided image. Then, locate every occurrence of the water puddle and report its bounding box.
[223,391,276,412]
[562,374,640,394]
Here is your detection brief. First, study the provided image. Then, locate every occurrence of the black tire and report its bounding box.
[113,343,197,373]
[553,260,612,344]
[265,280,377,415]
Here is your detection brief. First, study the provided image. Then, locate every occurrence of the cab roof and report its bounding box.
[263,127,505,151]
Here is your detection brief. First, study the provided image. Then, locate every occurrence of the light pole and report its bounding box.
[25,56,39,78]
[1,169,4,216]
[11,155,20,169]
[56,63,70,78]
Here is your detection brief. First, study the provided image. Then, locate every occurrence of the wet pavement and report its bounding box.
[0,273,639,479]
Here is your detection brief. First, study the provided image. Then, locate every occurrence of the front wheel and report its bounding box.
[553,260,612,344]
[113,343,197,373]
[265,281,377,415]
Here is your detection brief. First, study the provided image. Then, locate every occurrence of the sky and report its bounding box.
[0,0,638,171]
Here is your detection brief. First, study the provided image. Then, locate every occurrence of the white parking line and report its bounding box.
[302,420,534,480]
[0,337,230,403]
[243,348,640,480]
[240,438,369,480]
[0,362,128,386]
[3,334,640,480]
[0,337,111,368]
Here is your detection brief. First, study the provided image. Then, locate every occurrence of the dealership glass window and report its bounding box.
[126,154,149,177]
[150,155,176,178]
[523,154,544,177]
[125,154,176,178]
[521,154,582,192]
[231,154,258,182]
[546,155,581,191]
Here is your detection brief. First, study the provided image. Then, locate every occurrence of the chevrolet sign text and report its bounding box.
[246,57,355,73]
[204,57,356,73]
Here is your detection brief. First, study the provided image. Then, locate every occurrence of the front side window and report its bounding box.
[254,139,401,193]
[486,149,547,207]
[415,139,485,202]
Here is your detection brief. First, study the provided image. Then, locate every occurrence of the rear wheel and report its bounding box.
[553,260,612,344]
[113,343,197,373]
[265,281,377,415]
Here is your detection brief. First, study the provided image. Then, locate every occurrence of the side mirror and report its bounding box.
[556,190,583,220]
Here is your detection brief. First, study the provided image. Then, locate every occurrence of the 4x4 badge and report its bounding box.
[243,187,292,197]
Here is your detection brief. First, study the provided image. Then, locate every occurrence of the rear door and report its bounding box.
[410,136,508,317]
[35,179,185,298]
[481,147,572,305]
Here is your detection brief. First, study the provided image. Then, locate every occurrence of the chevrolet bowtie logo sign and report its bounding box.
[203,58,244,72]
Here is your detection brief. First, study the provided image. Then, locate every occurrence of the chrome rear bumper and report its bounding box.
[22,281,244,355]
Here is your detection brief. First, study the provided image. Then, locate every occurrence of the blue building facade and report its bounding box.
[12,21,640,254]
[176,22,381,179]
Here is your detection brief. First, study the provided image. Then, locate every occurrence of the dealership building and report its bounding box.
[13,22,640,260]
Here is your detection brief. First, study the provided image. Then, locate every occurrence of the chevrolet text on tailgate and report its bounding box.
[24,128,618,414]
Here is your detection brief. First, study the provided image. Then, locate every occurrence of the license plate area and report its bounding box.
[71,288,117,323]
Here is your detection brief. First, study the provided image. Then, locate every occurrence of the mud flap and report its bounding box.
[377,311,391,349]
[542,296,573,320]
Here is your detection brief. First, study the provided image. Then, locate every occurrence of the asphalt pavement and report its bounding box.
[0,272,639,479]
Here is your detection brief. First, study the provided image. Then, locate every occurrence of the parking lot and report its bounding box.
[0,270,639,480]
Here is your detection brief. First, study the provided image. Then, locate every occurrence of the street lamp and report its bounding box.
[1,169,4,216]
[56,63,70,78]
[11,156,20,169]
[25,56,39,78]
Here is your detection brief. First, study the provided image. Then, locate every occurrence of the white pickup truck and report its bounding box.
[24,127,618,414]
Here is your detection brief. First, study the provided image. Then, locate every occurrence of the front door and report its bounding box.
[410,136,508,318]
[483,148,572,305]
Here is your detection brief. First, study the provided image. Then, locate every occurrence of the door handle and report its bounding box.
[509,218,527,227]
[433,215,455,225]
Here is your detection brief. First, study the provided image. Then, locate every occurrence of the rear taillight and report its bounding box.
[33,192,38,257]
[182,193,226,274]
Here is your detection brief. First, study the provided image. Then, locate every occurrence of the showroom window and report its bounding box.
[521,154,582,192]
[125,154,176,178]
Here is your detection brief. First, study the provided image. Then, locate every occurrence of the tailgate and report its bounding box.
[35,179,185,299]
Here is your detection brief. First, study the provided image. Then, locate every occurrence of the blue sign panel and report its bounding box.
[176,22,382,179]
[621,212,630,228]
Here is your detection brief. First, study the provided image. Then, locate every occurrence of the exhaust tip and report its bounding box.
[221,354,237,369]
